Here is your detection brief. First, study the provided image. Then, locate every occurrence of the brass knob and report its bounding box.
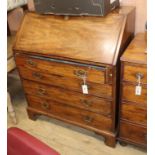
[26,59,37,67]
[41,102,49,110]
[83,116,93,123]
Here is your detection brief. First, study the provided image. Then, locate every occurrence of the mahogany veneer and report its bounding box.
[118,33,147,148]
[14,6,135,147]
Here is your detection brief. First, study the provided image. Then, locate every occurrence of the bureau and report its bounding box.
[14,6,135,147]
[118,33,147,148]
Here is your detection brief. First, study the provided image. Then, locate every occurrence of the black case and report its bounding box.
[34,0,120,16]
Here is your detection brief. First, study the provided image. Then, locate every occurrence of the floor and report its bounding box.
[7,71,147,155]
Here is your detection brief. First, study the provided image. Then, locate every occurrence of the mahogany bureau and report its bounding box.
[13,6,135,147]
[118,33,147,148]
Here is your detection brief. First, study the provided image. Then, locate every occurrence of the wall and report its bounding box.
[28,0,147,33]
[120,0,147,33]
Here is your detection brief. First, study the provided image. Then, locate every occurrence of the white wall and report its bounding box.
[120,0,147,33]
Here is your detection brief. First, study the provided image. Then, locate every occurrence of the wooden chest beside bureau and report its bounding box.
[118,33,147,148]
[13,6,135,147]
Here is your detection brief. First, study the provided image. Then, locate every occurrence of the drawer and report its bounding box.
[119,121,147,146]
[15,54,113,85]
[122,83,147,105]
[27,95,112,131]
[123,63,147,84]
[120,102,147,125]
[17,67,112,98]
[23,80,112,116]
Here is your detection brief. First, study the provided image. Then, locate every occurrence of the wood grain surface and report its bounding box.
[121,33,147,64]
[122,83,147,104]
[119,33,147,148]
[15,54,113,98]
[27,95,112,116]
[123,63,147,84]
[119,121,147,147]
[26,96,113,132]
[15,53,112,85]
[22,80,112,107]
[14,6,136,148]
[120,102,146,125]
[14,6,135,65]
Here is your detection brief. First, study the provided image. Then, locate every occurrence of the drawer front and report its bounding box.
[23,80,112,116]
[120,102,147,125]
[123,63,147,84]
[15,54,113,85]
[119,121,147,146]
[17,67,112,98]
[27,95,112,131]
[122,83,147,104]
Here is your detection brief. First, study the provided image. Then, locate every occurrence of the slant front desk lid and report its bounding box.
[14,6,135,66]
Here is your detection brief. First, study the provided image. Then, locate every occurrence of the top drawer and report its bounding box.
[123,63,147,84]
[15,54,113,85]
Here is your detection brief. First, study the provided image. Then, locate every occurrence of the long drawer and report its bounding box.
[23,80,112,116]
[17,67,112,98]
[27,95,112,131]
[122,83,147,105]
[119,121,147,147]
[120,102,146,125]
[15,54,113,85]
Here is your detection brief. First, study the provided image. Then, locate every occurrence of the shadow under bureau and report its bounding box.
[14,6,135,147]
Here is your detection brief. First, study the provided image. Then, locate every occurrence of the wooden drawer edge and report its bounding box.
[22,77,113,100]
[121,101,147,109]
[121,81,147,87]
[117,137,147,149]
[118,121,147,147]
[121,62,147,85]
[15,53,113,85]
[26,94,112,117]
[120,102,147,126]
[27,107,114,136]
[121,83,147,104]
[120,118,146,127]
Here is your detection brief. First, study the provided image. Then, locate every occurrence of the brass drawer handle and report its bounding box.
[74,70,87,77]
[83,116,93,123]
[81,99,92,107]
[41,102,49,110]
[37,88,46,96]
[136,73,144,79]
[26,59,37,67]
[32,72,43,79]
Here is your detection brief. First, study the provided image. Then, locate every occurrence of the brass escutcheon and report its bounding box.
[41,102,49,110]
[32,72,43,79]
[83,116,93,123]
